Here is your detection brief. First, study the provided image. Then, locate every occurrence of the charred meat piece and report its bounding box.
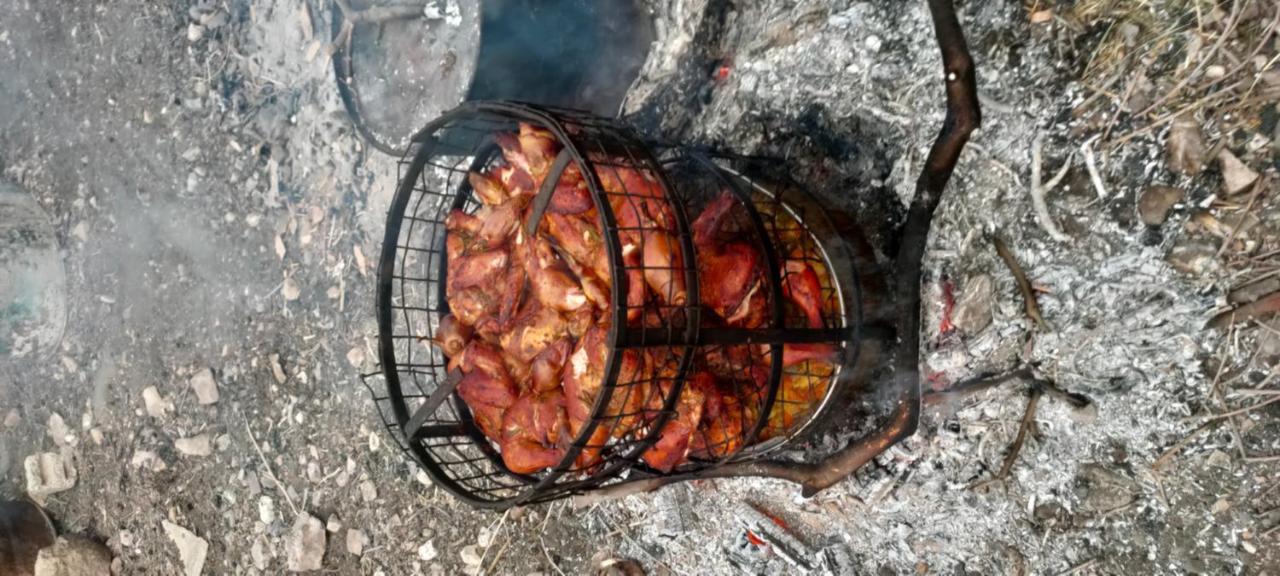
[545,212,610,282]
[447,249,508,295]
[548,163,593,215]
[453,342,517,441]
[698,242,761,322]
[499,304,570,365]
[447,286,498,328]
[468,170,508,206]
[640,372,713,472]
[530,339,572,394]
[519,122,558,184]
[432,314,472,358]
[782,260,825,328]
[518,233,588,313]
[500,391,569,474]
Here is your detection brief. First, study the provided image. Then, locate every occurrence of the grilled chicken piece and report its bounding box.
[530,339,572,394]
[781,343,836,367]
[500,390,569,474]
[561,327,649,468]
[497,164,536,199]
[698,241,761,321]
[447,286,498,328]
[691,191,743,246]
[517,233,587,313]
[453,342,517,441]
[782,260,825,328]
[468,171,508,206]
[689,390,755,460]
[545,212,610,282]
[640,372,713,472]
[476,202,521,248]
[519,122,558,184]
[497,263,527,329]
[499,304,569,365]
[447,249,508,295]
[432,314,472,358]
[548,163,593,215]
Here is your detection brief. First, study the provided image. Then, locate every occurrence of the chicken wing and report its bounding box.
[499,390,569,474]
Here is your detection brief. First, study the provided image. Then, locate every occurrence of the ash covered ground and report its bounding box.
[1,0,1277,575]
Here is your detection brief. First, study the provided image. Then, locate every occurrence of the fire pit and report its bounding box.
[364,0,981,508]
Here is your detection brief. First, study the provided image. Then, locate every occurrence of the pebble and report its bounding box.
[359,479,378,503]
[34,536,113,576]
[326,514,343,533]
[1138,185,1184,226]
[346,346,365,368]
[251,536,270,570]
[46,413,72,446]
[417,540,438,562]
[951,275,994,335]
[258,496,276,525]
[24,451,77,503]
[460,544,483,567]
[346,529,368,556]
[190,368,219,405]
[162,521,208,576]
[130,450,167,472]
[142,386,172,418]
[186,22,204,42]
[285,513,326,572]
[282,277,302,301]
[175,434,213,457]
[4,408,20,428]
[1217,149,1259,195]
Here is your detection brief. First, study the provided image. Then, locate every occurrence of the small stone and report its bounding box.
[46,413,72,446]
[118,531,134,548]
[162,521,208,576]
[1207,449,1233,469]
[1217,149,1259,195]
[346,529,368,556]
[186,23,204,42]
[282,277,302,301]
[1077,464,1137,513]
[251,536,270,570]
[24,451,77,503]
[1211,497,1231,514]
[259,496,277,525]
[285,512,326,572]
[89,429,104,445]
[417,541,437,562]
[270,354,287,384]
[346,346,365,368]
[141,387,171,418]
[359,479,378,503]
[1138,185,1184,226]
[1166,116,1206,175]
[326,514,342,533]
[130,450,167,472]
[34,536,113,576]
[175,434,213,457]
[4,408,20,428]
[190,368,219,405]
[951,275,994,335]
[460,545,483,567]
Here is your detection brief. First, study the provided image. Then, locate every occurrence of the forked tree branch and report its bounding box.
[574,0,981,505]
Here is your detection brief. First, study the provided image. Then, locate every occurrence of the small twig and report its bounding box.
[1029,134,1073,243]
[993,235,1048,330]
[1195,395,1280,422]
[334,0,425,24]
[1216,176,1269,257]
[923,367,1033,406]
[241,410,300,518]
[1153,420,1221,471]
[1208,291,1280,330]
[969,385,1044,490]
[1080,136,1108,201]
[1135,0,1248,118]
[1059,558,1098,576]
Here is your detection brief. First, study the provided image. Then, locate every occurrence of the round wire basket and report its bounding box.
[365,101,869,508]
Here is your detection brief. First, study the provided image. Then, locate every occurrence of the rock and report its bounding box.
[1138,185,1184,226]
[130,450,167,472]
[162,521,208,576]
[359,479,377,503]
[45,413,72,446]
[951,275,994,335]
[1166,116,1206,175]
[460,544,483,567]
[4,408,20,428]
[269,354,287,384]
[33,536,113,576]
[282,278,302,301]
[186,23,204,42]
[258,496,276,525]
[24,451,77,503]
[1217,149,1259,195]
[1077,464,1137,513]
[174,434,213,457]
[189,368,219,405]
[142,386,172,418]
[346,346,365,368]
[0,500,56,573]
[251,536,271,570]
[417,540,437,562]
[325,514,342,533]
[346,529,368,556]
[286,513,326,572]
